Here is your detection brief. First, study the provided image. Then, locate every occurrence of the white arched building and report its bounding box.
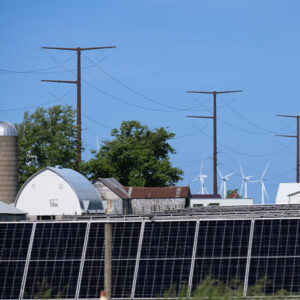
[15,166,104,216]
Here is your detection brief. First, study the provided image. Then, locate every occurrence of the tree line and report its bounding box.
[16,105,183,187]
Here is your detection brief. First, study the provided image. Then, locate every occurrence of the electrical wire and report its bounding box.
[85,56,204,112]
[194,125,293,157]
[0,100,60,112]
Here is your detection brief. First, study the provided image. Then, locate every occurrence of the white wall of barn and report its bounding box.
[16,170,82,216]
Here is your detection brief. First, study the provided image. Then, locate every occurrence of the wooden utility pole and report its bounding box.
[104,223,112,300]
[41,46,116,163]
[276,114,300,183]
[187,90,243,194]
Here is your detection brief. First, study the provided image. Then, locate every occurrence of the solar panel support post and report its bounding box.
[243,219,255,298]
[131,220,145,299]
[41,45,116,164]
[19,223,36,300]
[105,222,112,300]
[187,90,242,194]
[188,220,200,297]
[75,221,90,300]
[276,115,300,183]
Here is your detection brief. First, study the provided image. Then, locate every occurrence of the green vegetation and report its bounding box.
[226,189,242,199]
[16,105,79,186]
[163,277,300,299]
[16,106,183,188]
[82,120,183,186]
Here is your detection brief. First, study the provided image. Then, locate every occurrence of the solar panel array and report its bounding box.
[1,216,300,299]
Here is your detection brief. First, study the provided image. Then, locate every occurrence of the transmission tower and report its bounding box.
[187,90,243,194]
[41,46,116,163]
[276,114,300,183]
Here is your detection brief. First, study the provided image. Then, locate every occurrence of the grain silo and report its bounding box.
[0,121,18,204]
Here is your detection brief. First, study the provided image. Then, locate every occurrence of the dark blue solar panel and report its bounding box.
[135,259,191,298]
[248,257,300,296]
[0,223,32,260]
[141,221,196,259]
[196,220,251,258]
[79,259,136,299]
[31,222,87,260]
[24,260,80,299]
[252,219,300,257]
[0,261,25,300]
[85,222,105,260]
[192,258,246,294]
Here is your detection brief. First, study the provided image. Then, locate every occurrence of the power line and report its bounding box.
[187,90,243,194]
[41,45,116,164]
[0,100,60,112]
[85,56,203,112]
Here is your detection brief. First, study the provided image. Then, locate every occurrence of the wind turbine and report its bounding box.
[218,168,235,198]
[193,160,208,194]
[239,163,253,198]
[250,163,269,205]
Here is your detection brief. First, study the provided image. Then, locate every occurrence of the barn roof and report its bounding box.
[97,178,130,200]
[124,186,190,199]
[16,166,103,212]
[0,202,26,215]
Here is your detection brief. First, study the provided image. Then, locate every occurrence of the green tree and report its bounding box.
[226,188,242,198]
[16,105,79,186]
[83,120,183,186]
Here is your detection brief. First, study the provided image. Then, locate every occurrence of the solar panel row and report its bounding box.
[1,219,300,299]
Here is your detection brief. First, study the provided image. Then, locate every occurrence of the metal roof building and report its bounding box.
[15,166,104,216]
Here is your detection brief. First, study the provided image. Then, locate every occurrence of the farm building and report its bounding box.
[94,178,132,214]
[2,204,300,299]
[124,185,190,213]
[15,166,103,217]
[190,194,254,207]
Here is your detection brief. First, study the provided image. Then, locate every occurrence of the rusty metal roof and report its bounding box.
[124,186,190,199]
[97,178,131,200]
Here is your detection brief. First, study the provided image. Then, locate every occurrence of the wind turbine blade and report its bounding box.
[217,167,222,178]
[239,162,244,178]
[193,178,198,182]
[262,182,269,199]
[225,172,235,178]
[249,180,260,183]
[261,162,269,179]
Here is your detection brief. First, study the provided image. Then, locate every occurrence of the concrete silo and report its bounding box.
[0,121,18,204]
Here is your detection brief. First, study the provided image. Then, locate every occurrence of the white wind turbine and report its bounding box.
[193,160,208,195]
[239,163,253,198]
[218,168,235,198]
[250,163,269,205]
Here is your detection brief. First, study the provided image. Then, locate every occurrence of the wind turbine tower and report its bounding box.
[250,163,269,205]
[239,163,253,198]
[218,168,235,198]
[193,161,208,194]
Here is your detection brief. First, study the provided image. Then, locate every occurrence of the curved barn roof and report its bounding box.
[16,166,103,212]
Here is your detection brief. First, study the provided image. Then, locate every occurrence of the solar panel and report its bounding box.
[79,222,141,299]
[0,223,32,300]
[24,222,87,299]
[3,212,300,299]
[247,219,300,296]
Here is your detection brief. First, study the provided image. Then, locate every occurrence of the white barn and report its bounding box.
[15,166,104,216]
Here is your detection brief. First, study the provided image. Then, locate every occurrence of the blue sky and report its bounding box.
[1,0,300,203]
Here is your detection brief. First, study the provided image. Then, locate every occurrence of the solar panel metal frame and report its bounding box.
[3,209,300,299]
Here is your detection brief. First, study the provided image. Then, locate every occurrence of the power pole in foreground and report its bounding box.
[276,114,300,183]
[41,46,116,163]
[187,90,243,194]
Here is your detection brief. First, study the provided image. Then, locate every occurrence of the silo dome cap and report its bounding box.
[0,121,18,136]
